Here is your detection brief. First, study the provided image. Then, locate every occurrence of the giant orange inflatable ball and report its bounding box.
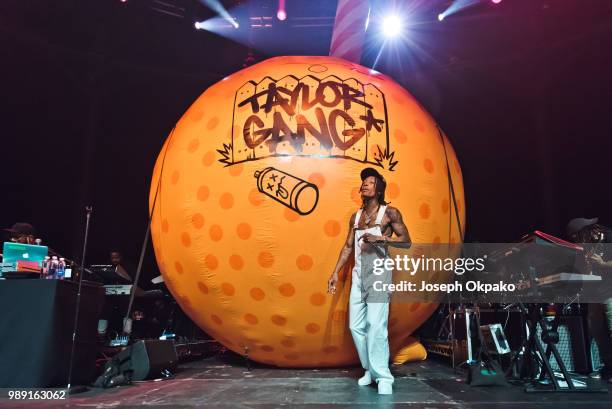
[149,56,465,367]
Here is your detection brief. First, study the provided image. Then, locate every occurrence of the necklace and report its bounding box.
[363,205,380,225]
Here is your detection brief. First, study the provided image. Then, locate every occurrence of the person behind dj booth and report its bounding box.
[1,222,40,260]
[3,222,38,244]
[567,217,612,383]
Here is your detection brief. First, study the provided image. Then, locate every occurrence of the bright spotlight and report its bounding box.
[198,0,239,29]
[382,15,403,38]
[492,0,502,3]
[277,0,287,21]
[194,21,202,30]
[437,13,445,22]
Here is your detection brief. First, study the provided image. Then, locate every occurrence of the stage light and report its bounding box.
[277,0,286,21]
[439,0,483,21]
[196,18,238,30]
[198,0,239,29]
[381,15,403,38]
[492,0,502,3]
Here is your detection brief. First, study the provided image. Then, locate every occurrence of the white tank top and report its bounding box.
[353,205,387,275]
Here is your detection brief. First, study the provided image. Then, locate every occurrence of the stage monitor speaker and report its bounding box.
[536,315,590,374]
[112,339,178,381]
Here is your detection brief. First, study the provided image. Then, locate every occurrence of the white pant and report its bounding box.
[349,272,394,384]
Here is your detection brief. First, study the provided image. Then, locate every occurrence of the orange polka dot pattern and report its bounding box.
[149,56,465,368]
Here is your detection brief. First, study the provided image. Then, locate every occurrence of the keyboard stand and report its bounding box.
[509,303,607,393]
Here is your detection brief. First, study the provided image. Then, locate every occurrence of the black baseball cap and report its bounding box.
[360,167,386,185]
[3,222,37,236]
[566,217,598,237]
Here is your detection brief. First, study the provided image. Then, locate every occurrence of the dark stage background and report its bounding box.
[1,0,611,280]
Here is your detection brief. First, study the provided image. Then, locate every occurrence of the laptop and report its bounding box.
[2,242,48,272]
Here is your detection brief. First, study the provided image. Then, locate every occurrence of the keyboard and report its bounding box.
[536,273,602,287]
[104,284,133,295]
[103,285,164,298]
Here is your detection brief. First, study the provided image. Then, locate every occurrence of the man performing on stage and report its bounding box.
[327,167,411,395]
[567,218,612,383]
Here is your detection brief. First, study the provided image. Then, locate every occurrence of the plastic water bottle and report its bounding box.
[57,258,66,280]
[50,256,59,279]
[41,256,50,279]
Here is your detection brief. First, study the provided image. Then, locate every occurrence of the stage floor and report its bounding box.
[4,354,611,408]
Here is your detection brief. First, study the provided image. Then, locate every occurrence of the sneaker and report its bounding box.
[358,370,372,386]
[377,381,393,395]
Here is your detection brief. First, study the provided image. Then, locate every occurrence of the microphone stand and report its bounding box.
[122,221,151,338]
[66,206,93,394]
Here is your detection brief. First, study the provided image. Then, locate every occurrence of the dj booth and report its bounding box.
[0,279,104,387]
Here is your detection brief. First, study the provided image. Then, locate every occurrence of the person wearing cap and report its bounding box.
[567,217,612,383]
[1,223,40,259]
[327,167,411,395]
[4,222,38,245]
